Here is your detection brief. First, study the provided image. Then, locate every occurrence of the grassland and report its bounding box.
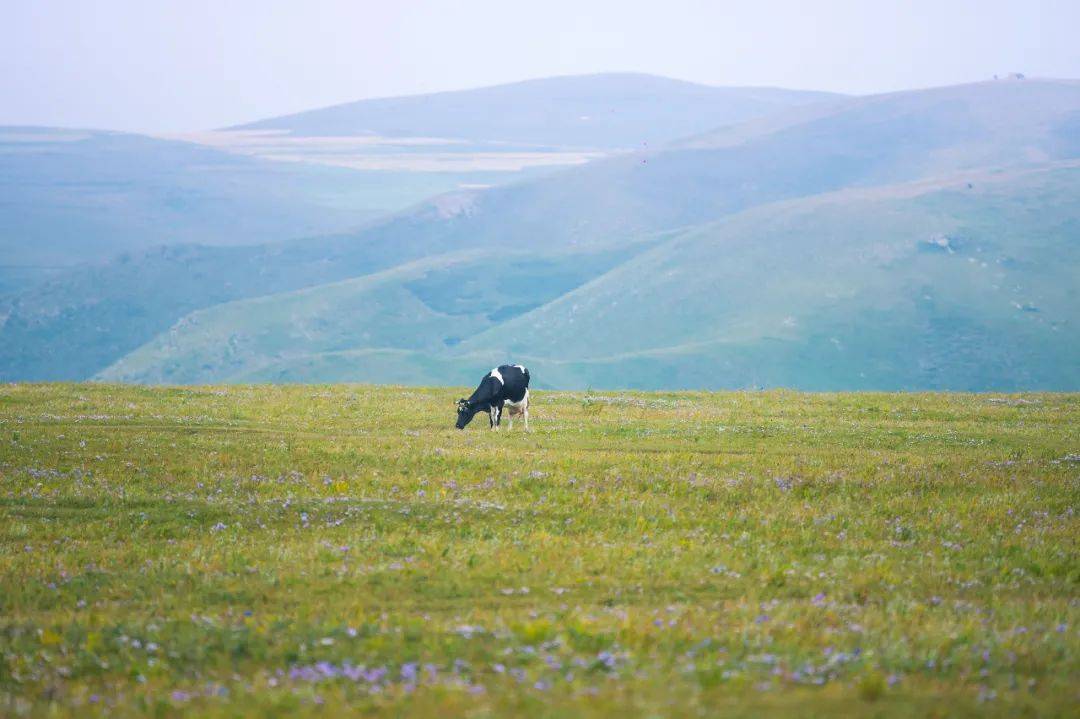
[0,384,1077,717]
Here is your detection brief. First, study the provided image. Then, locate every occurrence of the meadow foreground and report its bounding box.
[0,384,1077,716]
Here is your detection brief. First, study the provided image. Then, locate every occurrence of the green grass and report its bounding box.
[1,384,1077,717]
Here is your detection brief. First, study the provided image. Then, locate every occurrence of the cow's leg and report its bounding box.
[492,404,501,430]
[523,401,530,431]
[489,407,495,429]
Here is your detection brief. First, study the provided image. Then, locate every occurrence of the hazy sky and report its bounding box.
[2,0,1078,133]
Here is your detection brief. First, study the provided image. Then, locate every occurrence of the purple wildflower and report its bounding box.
[362,667,387,684]
[400,662,418,682]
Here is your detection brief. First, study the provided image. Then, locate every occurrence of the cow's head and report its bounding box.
[455,398,476,429]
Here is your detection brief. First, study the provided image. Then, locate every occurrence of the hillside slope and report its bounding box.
[0,127,439,292]
[224,79,1080,262]
[466,164,1080,390]
[96,244,646,384]
[101,164,1080,390]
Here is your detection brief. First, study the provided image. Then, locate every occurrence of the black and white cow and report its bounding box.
[456,364,530,430]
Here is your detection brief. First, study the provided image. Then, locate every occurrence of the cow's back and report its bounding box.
[498,364,529,403]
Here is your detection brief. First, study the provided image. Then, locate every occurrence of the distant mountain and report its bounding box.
[239,78,1080,262]
[0,127,480,293]
[4,78,1079,388]
[435,78,1080,250]
[0,75,837,296]
[232,73,841,148]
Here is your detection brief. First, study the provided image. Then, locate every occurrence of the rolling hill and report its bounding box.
[4,78,1079,387]
[0,126,510,294]
[0,74,836,297]
[95,244,645,384]
[462,164,1080,390]
[97,163,1080,389]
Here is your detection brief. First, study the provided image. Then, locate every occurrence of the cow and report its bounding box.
[456,364,530,430]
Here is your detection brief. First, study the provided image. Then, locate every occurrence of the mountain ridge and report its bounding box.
[231,72,842,148]
[3,77,1078,387]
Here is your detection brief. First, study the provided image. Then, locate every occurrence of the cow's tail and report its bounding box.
[523,367,531,388]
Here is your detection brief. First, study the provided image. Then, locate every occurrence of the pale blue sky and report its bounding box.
[2,0,1078,133]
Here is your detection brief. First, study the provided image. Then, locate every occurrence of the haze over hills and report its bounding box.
[0,74,835,297]
[232,73,841,148]
[3,76,1079,389]
[0,126,506,294]
[184,73,838,174]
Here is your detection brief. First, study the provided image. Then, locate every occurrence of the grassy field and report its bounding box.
[0,384,1077,717]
